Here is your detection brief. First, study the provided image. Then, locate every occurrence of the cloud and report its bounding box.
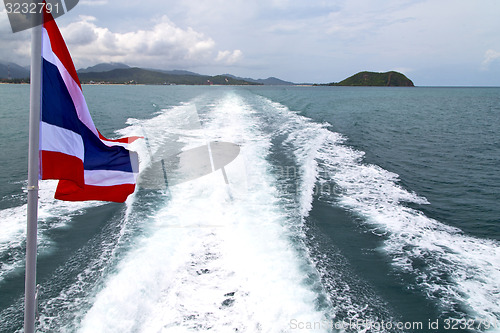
[79,0,108,5]
[60,15,241,69]
[393,67,414,75]
[63,16,99,45]
[0,10,31,63]
[481,49,500,70]
[2,0,500,84]
[216,50,243,65]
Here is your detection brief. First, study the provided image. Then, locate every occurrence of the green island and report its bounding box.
[1,61,415,86]
[77,67,260,85]
[320,71,414,87]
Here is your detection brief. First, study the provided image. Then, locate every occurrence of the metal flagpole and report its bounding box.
[24,19,42,333]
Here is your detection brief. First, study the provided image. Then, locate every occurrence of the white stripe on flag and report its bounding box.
[100,139,132,148]
[40,121,85,160]
[84,169,137,187]
[41,28,100,139]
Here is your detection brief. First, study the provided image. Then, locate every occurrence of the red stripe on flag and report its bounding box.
[98,131,143,144]
[40,11,141,203]
[55,181,136,203]
[40,150,84,187]
[43,10,81,90]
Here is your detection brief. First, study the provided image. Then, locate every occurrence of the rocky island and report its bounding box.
[324,71,414,87]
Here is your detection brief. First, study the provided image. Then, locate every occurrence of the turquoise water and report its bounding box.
[0,84,499,332]
[251,86,500,240]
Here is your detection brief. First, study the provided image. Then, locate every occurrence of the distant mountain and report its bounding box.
[326,71,414,87]
[250,77,295,85]
[0,61,30,79]
[78,62,130,73]
[77,67,260,85]
[1,60,293,85]
[148,69,203,76]
[78,63,203,77]
[223,74,295,85]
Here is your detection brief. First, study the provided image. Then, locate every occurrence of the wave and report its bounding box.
[65,92,330,332]
[256,97,402,331]
[0,181,104,285]
[262,95,500,325]
[4,88,498,332]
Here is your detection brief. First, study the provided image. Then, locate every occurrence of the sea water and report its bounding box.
[0,84,499,332]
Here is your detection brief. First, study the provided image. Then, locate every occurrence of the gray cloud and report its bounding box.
[0,9,31,64]
[60,15,241,69]
[481,49,500,70]
[2,0,500,84]
[216,50,243,65]
[63,16,98,45]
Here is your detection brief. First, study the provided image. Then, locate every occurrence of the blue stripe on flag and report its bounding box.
[41,60,135,173]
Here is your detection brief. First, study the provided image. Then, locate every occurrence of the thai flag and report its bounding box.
[39,11,141,202]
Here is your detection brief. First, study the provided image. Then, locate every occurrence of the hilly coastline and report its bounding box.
[1,60,415,87]
[324,71,414,87]
[0,61,30,82]
[76,67,259,85]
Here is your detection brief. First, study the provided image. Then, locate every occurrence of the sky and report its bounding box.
[1,0,500,85]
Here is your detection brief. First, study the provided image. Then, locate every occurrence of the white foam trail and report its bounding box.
[320,134,500,323]
[255,97,400,330]
[0,180,104,284]
[37,199,135,332]
[270,96,500,324]
[35,120,153,332]
[0,204,27,281]
[121,103,210,191]
[77,92,329,332]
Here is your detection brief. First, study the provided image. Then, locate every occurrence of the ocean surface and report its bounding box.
[0,84,499,332]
